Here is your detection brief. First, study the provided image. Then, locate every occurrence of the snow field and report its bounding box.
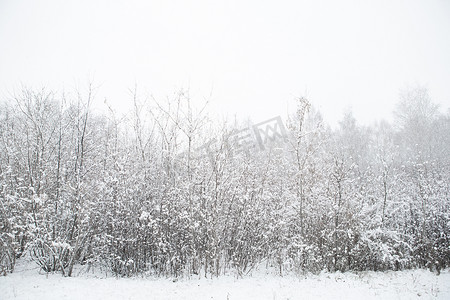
[1,262,449,300]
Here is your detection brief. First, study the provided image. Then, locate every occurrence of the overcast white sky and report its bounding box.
[1,0,449,126]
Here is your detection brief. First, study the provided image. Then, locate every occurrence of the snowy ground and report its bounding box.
[1,260,449,300]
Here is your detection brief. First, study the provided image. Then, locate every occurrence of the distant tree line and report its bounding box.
[0,85,449,277]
